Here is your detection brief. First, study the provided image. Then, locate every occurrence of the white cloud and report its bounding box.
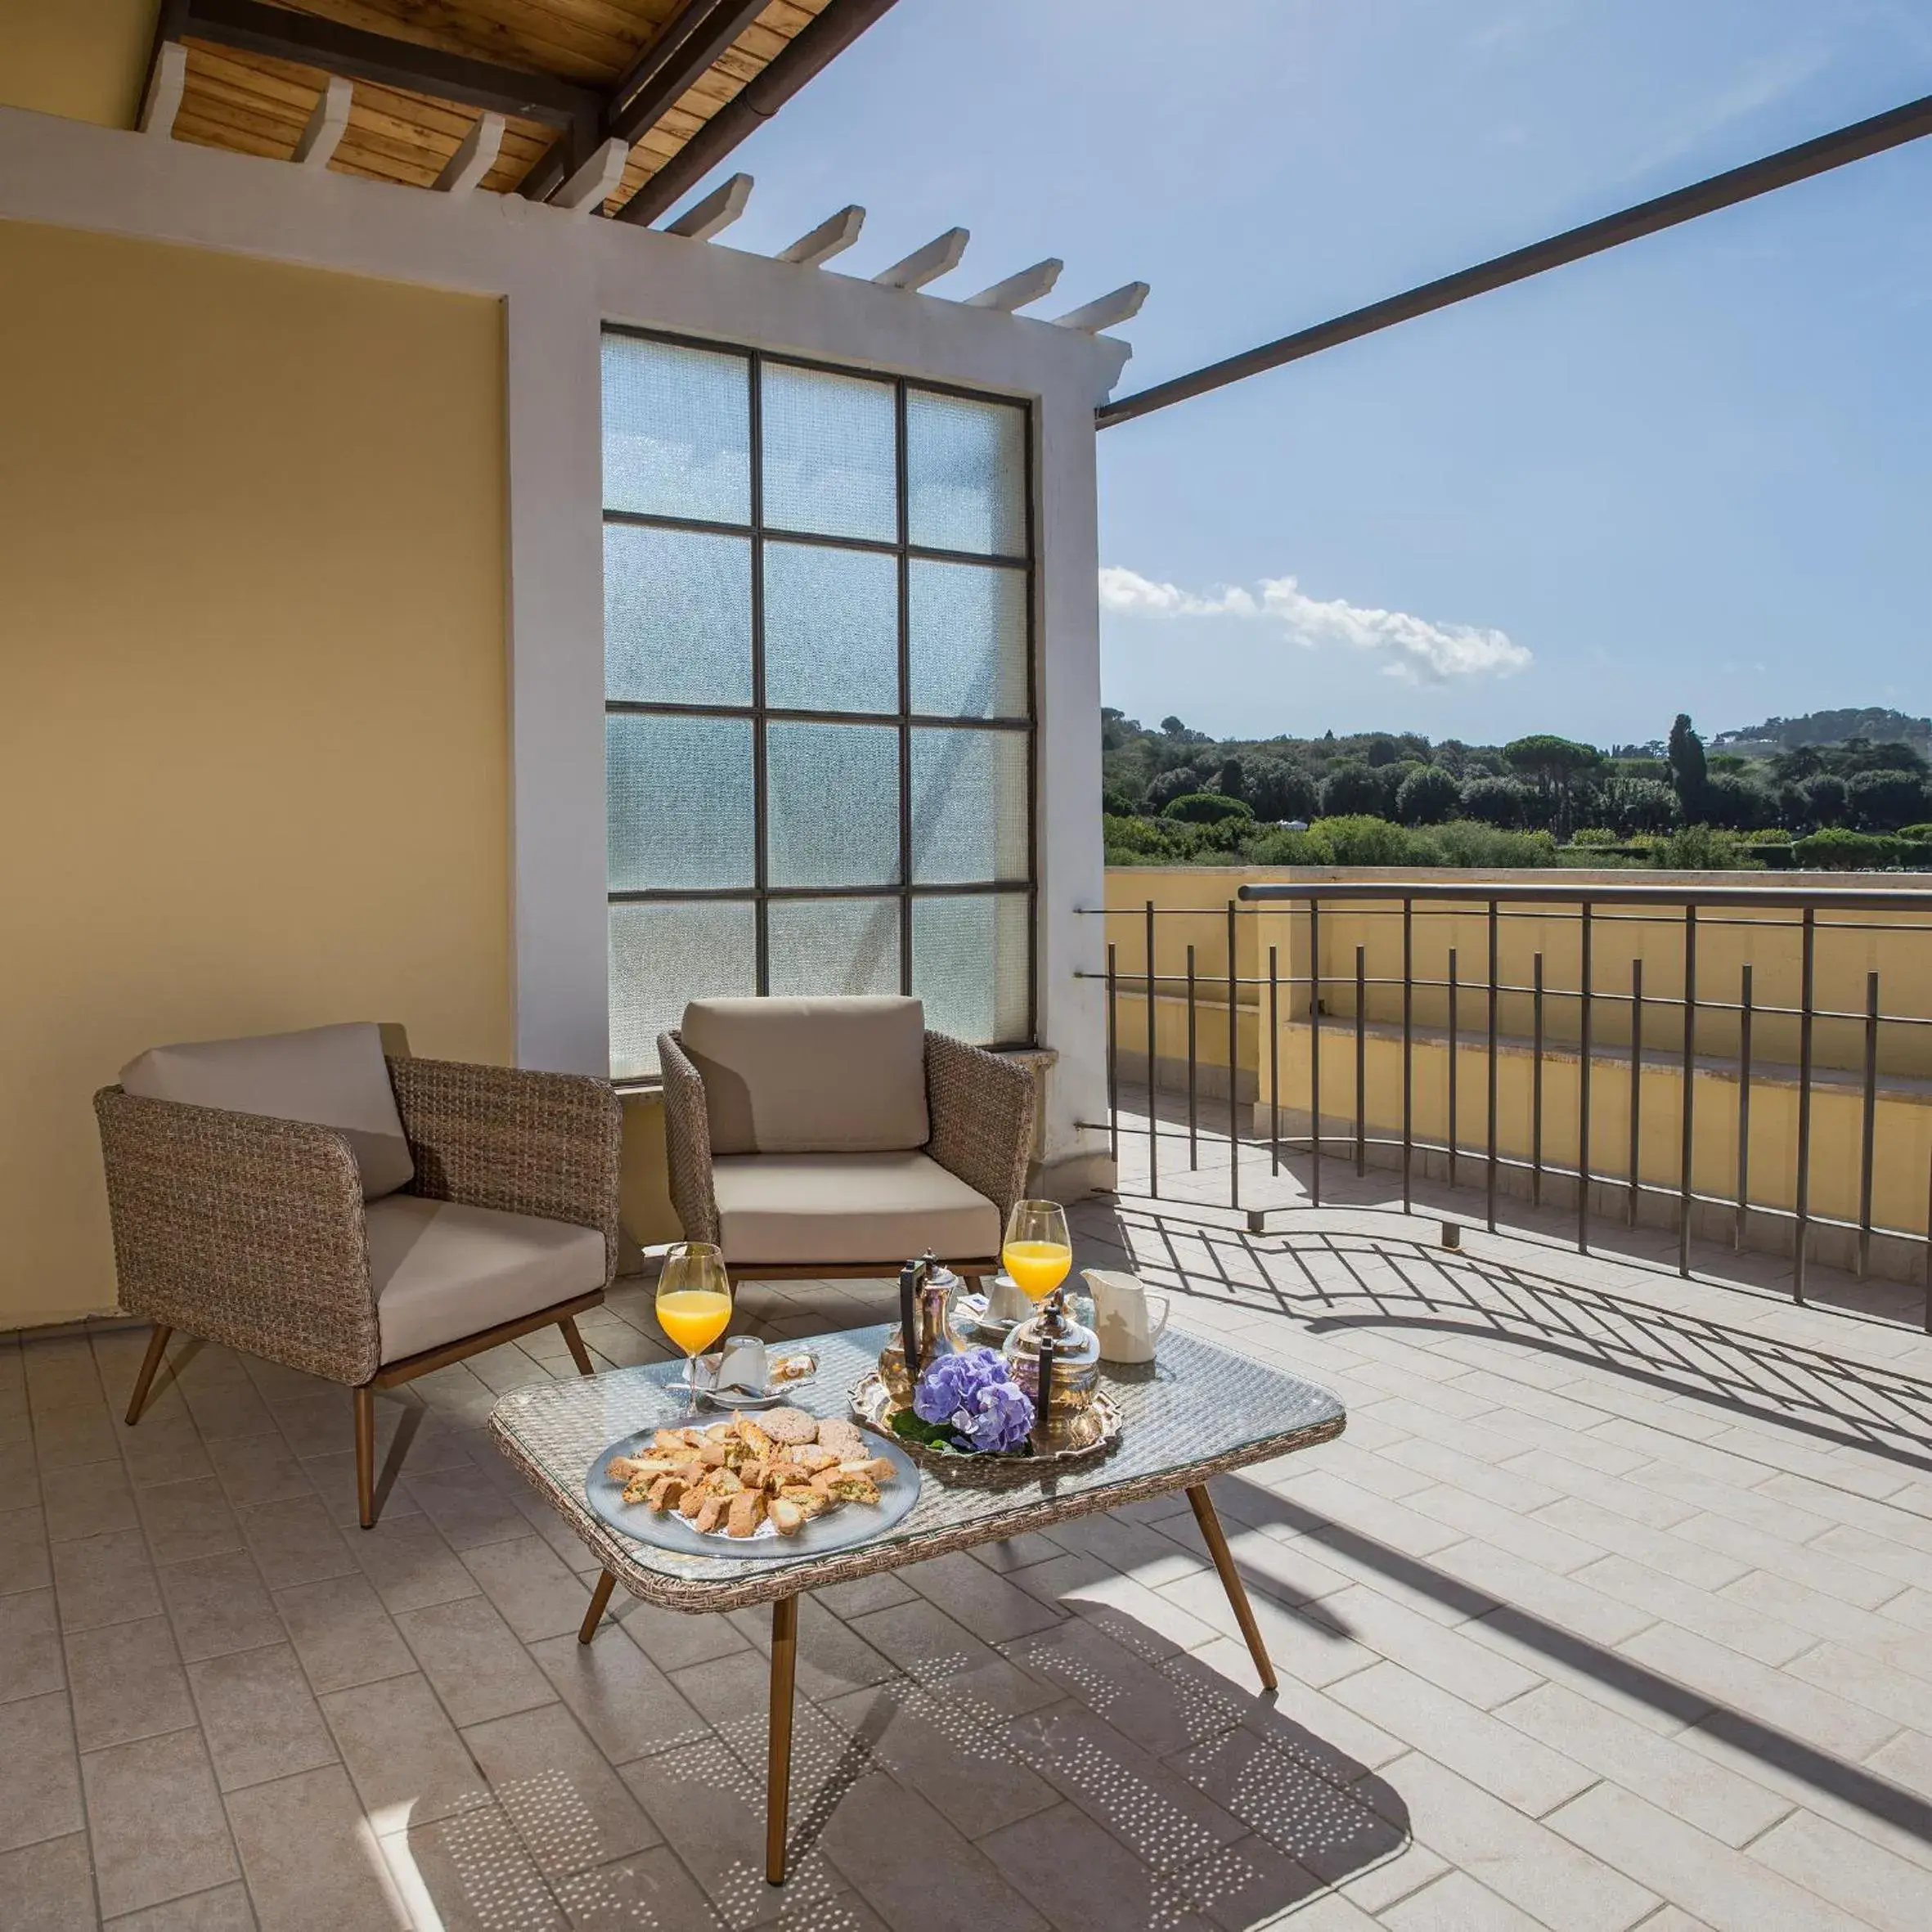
[1098,566,1532,684]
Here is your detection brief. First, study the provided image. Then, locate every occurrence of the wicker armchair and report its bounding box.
[97,1031,622,1527]
[658,996,1035,1284]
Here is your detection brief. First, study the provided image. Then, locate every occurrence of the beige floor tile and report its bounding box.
[723,1594,899,1705]
[187,1644,340,1792]
[393,1594,559,1728]
[0,1831,97,1931]
[134,1479,240,1566]
[64,1614,195,1752]
[272,1573,415,1695]
[203,1434,314,1510]
[1574,1556,1813,1668]
[978,1799,1219,1932]
[157,1549,282,1661]
[402,1467,533,1551]
[0,1586,65,1702]
[1546,1781,1861,1932]
[1010,1614,1242,1759]
[52,1526,164,1633]
[1315,1585,1544,1712]
[1747,1805,1932,1932]
[341,1512,480,1615]
[233,1498,359,1592]
[819,1768,1051,1932]
[613,1592,754,1672]
[82,1727,239,1919]
[378,1801,566,1931]
[181,1380,277,1445]
[0,1689,84,1854]
[103,1880,258,1930]
[900,1548,1069,1642]
[320,1674,488,1831]
[1380,1868,1551,1930]
[462,1703,660,1879]
[528,1624,710,1764]
[1785,1639,1932,1736]
[224,1763,411,1931]
[461,1535,596,1643]
[32,1404,120,1473]
[845,1595,1063,1717]
[1328,1662,1593,1817]
[40,1458,138,1543]
[0,1503,52,1596]
[268,1392,358,1462]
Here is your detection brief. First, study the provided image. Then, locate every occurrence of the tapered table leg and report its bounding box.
[579,1570,617,1645]
[124,1324,172,1426]
[767,1593,799,1885]
[354,1386,376,1530]
[1187,1483,1276,1692]
[559,1317,596,1377]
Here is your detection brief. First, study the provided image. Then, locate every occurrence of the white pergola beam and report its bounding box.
[294,76,353,170]
[776,204,865,268]
[873,227,968,291]
[434,111,505,197]
[553,137,629,216]
[963,258,1063,312]
[663,171,753,241]
[139,41,186,139]
[1054,281,1149,334]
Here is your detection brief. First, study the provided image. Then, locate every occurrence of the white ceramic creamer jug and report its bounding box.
[1081,1269,1170,1364]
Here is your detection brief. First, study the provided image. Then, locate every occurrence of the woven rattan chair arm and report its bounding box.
[923,1032,1036,1223]
[656,1031,720,1246]
[93,1086,378,1386]
[386,1058,622,1286]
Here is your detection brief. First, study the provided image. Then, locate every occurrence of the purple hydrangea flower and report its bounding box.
[911,1347,1035,1453]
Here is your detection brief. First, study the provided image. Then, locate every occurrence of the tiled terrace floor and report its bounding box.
[7,1144,1932,1929]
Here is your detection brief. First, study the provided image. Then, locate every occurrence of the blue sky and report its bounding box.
[688,0,1930,748]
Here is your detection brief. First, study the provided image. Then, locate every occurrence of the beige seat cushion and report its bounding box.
[119,1022,414,1200]
[711,1151,1000,1266]
[681,996,928,1156]
[366,1197,605,1364]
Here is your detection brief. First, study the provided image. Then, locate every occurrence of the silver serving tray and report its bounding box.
[583,1414,920,1561]
[850,1371,1123,1482]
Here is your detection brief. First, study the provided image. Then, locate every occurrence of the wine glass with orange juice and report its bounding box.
[1001,1201,1072,1310]
[656,1242,733,1396]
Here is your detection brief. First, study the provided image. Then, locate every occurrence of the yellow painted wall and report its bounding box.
[0,0,157,128]
[1,218,509,1326]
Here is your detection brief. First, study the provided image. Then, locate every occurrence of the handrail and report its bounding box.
[1236,880,1932,912]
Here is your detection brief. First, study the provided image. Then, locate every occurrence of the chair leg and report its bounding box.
[354,1386,376,1530]
[559,1316,596,1377]
[124,1325,173,1427]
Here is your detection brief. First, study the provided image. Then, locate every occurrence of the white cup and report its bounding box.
[983,1272,1030,1324]
[1082,1269,1170,1364]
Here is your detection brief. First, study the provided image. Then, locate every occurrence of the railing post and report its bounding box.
[1269,941,1282,1178]
[1486,899,1499,1234]
[1106,941,1118,1165]
[1447,946,1459,1188]
[1186,943,1198,1171]
[1307,905,1320,1207]
[1794,906,1815,1305]
[1736,962,1753,1253]
[1628,955,1644,1228]
[1578,901,1593,1254]
[1227,900,1240,1211]
[1354,943,1367,1178]
[1401,897,1414,1215]
[1859,968,1879,1279]
[1144,901,1158,1199]
[1678,905,1697,1278]
[1532,950,1544,1208]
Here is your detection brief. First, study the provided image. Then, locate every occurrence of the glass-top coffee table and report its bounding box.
[489,1323,1346,1884]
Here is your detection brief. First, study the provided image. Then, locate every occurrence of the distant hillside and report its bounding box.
[1714,708,1932,753]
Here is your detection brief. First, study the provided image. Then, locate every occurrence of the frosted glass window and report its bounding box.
[602,335,749,523]
[768,898,901,997]
[607,714,754,891]
[609,901,756,1080]
[764,542,897,714]
[762,364,896,541]
[912,895,1029,1045]
[767,723,900,887]
[908,559,1028,718]
[910,729,1028,883]
[604,525,752,705]
[906,390,1026,556]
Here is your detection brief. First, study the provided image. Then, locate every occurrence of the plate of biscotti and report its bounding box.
[582,1407,922,1560]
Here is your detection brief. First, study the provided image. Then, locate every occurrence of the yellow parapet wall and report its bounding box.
[0,219,510,1327]
[1106,866,1932,1268]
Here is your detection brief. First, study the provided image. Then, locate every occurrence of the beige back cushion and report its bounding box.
[119,1022,415,1200]
[681,996,929,1156]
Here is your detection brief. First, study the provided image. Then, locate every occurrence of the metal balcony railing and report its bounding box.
[1081,879,1932,1328]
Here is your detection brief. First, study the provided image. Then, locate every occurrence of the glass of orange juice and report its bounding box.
[1001,1201,1072,1309]
[656,1242,732,1396]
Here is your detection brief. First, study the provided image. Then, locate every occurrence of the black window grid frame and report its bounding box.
[600,324,1040,1052]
